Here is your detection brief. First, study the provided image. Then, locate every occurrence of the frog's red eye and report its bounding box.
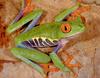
[60,23,71,33]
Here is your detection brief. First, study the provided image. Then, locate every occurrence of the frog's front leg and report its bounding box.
[49,40,71,73]
[49,39,82,77]
[6,8,43,34]
[11,47,51,77]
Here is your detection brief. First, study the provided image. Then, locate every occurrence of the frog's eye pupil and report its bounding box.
[61,23,71,33]
[65,26,67,31]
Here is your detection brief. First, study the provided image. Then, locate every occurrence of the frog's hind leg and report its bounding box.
[11,49,46,77]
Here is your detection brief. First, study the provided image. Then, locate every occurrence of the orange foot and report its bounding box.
[61,52,81,69]
[23,0,35,16]
[60,51,82,78]
[40,63,59,73]
[40,51,82,78]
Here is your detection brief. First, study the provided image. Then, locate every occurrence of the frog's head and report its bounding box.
[59,16,85,39]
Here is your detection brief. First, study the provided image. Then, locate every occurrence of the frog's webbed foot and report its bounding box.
[58,50,82,77]
[63,52,81,69]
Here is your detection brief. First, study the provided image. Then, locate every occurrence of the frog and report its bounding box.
[6,2,85,77]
